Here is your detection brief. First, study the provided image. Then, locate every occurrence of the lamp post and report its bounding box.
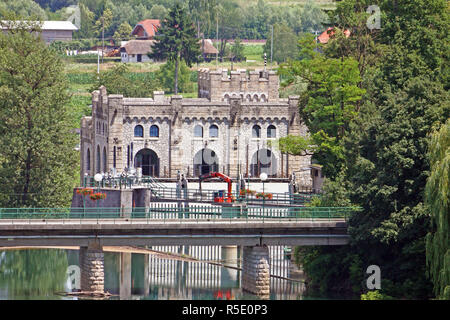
[260,172,268,213]
[94,173,103,217]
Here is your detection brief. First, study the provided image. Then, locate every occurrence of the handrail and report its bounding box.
[0,206,361,222]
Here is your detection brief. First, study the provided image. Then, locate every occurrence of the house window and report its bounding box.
[267,125,276,138]
[150,125,159,137]
[209,124,219,138]
[252,125,261,138]
[194,125,203,138]
[134,125,143,137]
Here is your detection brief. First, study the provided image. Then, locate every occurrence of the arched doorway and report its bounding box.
[251,149,277,177]
[134,148,160,177]
[193,148,219,176]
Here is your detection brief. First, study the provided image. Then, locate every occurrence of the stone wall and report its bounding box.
[79,243,104,292]
[241,245,270,299]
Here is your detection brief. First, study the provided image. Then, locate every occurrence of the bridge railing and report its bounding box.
[0,205,361,222]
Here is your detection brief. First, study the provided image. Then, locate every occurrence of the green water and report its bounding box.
[0,247,328,300]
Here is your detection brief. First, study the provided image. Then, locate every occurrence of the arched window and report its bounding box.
[260,94,266,102]
[246,94,252,102]
[134,125,143,137]
[86,148,91,171]
[253,94,259,102]
[267,125,276,138]
[252,125,261,138]
[209,124,219,138]
[224,94,230,103]
[194,125,203,138]
[103,147,107,172]
[150,125,159,137]
[96,145,101,173]
[113,146,116,168]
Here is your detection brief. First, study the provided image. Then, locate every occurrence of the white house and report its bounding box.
[120,40,155,63]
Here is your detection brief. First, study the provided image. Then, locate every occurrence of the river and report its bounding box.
[0,245,318,300]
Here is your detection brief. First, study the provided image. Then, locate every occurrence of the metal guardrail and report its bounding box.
[0,206,360,222]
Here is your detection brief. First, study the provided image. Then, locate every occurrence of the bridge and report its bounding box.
[0,185,359,299]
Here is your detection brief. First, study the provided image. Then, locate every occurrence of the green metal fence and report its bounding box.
[0,205,361,221]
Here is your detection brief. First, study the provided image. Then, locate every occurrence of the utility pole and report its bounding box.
[270,25,273,65]
[216,17,218,66]
[101,16,104,64]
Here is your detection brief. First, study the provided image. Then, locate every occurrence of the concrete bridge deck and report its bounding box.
[0,218,348,247]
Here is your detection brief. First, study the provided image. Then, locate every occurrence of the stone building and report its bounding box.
[80,68,312,186]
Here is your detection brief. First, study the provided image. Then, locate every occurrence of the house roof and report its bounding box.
[317,27,350,44]
[131,19,160,38]
[121,40,155,55]
[1,20,78,31]
[200,39,218,55]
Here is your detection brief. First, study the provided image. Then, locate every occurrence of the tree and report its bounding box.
[149,4,167,20]
[0,0,48,20]
[263,24,298,64]
[0,18,78,207]
[149,3,200,95]
[425,120,450,299]
[91,64,161,98]
[156,60,194,94]
[278,34,365,178]
[300,0,328,33]
[113,22,132,45]
[231,38,245,62]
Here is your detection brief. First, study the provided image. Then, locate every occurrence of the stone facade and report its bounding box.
[80,68,312,186]
[241,245,270,298]
[79,242,104,292]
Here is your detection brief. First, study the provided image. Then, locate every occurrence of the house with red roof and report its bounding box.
[131,19,160,40]
[317,27,351,44]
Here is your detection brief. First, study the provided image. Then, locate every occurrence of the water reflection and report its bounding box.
[0,246,306,300]
[0,249,68,300]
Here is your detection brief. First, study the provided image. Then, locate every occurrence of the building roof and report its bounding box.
[317,27,350,44]
[131,19,160,38]
[121,40,155,55]
[200,39,219,55]
[1,20,78,31]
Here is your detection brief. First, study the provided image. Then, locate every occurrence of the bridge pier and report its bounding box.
[79,242,104,293]
[241,245,270,299]
[120,252,132,299]
[221,245,239,287]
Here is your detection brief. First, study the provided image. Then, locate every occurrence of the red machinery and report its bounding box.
[198,172,233,203]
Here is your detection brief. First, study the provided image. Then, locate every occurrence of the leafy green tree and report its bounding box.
[0,0,48,20]
[231,38,245,62]
[278,34,365,178]
[0,18,78,207]
[156,60,194,94]
[263,24,298,64]
[76,3,95,40]
[149,4,168,20]
[91,64,161,98]
[150,3,200,95]
[113,21,132,44]
[425,120,450,299]
[300,0,328,33]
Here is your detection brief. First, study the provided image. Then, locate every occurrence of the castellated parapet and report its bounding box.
[198,68,279,102]
[80,69,312,187]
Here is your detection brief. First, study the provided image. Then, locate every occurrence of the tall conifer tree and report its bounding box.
[150,3,200,95]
